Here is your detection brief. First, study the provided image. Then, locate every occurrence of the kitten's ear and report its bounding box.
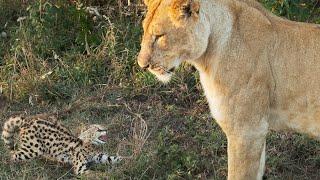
[171,0,200,20]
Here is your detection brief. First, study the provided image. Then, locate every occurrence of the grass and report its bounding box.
[0,0,319,179]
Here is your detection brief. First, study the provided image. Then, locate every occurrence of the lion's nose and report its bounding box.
[137,52,151,70]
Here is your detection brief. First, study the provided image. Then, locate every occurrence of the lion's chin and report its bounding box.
[156,73,173,83]
[149,69,173,83]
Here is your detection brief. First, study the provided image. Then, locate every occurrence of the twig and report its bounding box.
[117,103,150,160]
[56,167,73,180]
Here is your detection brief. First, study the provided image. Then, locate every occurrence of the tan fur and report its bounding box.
[137,0,320,179]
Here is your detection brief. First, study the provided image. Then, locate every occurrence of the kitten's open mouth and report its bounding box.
[98,135,108,142]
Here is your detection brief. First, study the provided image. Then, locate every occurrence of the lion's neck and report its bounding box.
[190,0,275,122]
[187,1,238,122]
[206,0,234,53]
[189,0,234,73]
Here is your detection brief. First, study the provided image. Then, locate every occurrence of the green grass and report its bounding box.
[0,0,320,179]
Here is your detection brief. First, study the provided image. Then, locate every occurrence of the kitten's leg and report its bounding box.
[74,160,89,175]
[11,148,39,162]
[10,135,43,163]
[72,152,89,175]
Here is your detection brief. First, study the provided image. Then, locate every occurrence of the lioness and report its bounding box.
[137,0,320,179]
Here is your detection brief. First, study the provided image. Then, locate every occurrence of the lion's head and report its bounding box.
[137,0,210,83]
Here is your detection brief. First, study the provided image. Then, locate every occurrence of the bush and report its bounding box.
[0,1,143,101]
[260,0,320,23]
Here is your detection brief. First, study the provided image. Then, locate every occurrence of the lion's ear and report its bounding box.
[171,0,200,21]
[143,0,151,7]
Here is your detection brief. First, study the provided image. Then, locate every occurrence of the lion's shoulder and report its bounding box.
[234,0,272,18]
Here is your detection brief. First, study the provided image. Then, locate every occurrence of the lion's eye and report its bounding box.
[155,34,165,42]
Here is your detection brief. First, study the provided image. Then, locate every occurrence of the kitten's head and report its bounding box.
[78,124,108,145]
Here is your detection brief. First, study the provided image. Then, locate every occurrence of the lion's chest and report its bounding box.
[200,72,225,122]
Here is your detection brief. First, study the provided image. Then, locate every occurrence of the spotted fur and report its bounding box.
[1,116,121,175]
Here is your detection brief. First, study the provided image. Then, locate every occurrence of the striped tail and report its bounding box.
[1,116,24,150]
[92,153,122,165]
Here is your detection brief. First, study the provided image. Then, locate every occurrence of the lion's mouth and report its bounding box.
[149,65,175,75]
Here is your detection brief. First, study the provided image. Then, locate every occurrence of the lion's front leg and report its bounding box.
[226,128,267,180]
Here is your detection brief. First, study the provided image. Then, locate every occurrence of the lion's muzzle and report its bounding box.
[137,49,152,69]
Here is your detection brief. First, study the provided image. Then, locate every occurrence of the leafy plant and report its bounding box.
[260,0,320,22]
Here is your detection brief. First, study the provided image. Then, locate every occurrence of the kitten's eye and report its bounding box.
[97,129,106,132]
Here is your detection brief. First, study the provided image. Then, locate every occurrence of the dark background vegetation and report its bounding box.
[0,0,319,179]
